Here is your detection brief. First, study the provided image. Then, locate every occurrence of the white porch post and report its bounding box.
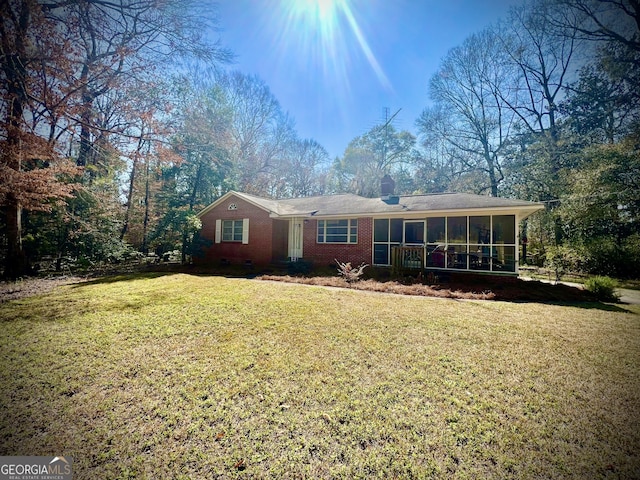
[288,218,304,261]
[515,214,520,274]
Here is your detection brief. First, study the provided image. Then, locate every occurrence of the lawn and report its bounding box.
[1,273,639,479]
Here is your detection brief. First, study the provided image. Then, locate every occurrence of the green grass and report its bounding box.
[1,273,639,479]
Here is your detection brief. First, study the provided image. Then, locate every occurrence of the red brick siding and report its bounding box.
[197,195,274,266]
[197,198,375,268]
[302,218,373,268]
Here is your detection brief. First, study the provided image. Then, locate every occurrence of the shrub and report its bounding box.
[288,260,313,275]
[335,259,368,282]
[424,271,439,285]
[545,245,580,281]
[584,276,620,302]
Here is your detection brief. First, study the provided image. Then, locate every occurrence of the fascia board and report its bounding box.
[216,196,544,221]
[275,205,544,220]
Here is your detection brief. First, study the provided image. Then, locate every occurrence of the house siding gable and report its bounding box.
[196,194,273,266]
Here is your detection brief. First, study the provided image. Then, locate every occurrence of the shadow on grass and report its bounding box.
[36,267,639,316]
[559,302,635,313]
[425,276,636,313]
[495,282,635,313]
[0,276,173,324]
[69,263,265,288]
[69,271,175,288]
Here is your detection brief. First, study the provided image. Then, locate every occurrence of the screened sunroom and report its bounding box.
[373,214,518,273]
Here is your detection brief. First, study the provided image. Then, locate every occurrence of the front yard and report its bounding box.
[1,273,638,478]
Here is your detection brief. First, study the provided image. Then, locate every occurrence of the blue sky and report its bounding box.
[215,0,517,159]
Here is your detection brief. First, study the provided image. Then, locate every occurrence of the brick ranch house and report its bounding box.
[195,182,544,275]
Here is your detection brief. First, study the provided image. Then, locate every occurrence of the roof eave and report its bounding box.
[277,204,545,220]
[201,193,545,220]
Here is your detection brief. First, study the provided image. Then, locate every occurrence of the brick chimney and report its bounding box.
[381,174,395,197]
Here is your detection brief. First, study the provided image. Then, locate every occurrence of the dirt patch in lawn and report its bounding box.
[0,276,91,303]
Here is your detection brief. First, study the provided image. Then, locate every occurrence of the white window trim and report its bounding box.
[317,218,358,244]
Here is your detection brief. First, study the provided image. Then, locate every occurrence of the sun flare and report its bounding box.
[292,0,342,23]
[278,0,392,92]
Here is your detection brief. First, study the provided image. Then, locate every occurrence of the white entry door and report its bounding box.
[288,219,304,261]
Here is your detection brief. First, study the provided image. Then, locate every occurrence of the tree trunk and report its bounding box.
[76,96,94,168]
[181,230,188,265]
[4,196,27,279]
[2,4,30,279]
[488,168,498,198]
[182,157,204,264]
[120,137,144,240]
[142,155,151,254]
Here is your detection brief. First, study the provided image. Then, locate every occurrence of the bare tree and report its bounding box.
[497,0,580,170]
[413,114,462,194]
[418,28,517,197]
[551,0,640,106]
[41,0,231,169]
[333,123,416,198]
[551,0,639,52]
[276,138,330,198]
[220,71,297,196]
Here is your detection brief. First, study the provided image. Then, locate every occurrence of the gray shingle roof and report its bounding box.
[224,191,543,219]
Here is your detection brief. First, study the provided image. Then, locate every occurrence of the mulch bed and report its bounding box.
[260,273,597,303]
[444,275,595,302]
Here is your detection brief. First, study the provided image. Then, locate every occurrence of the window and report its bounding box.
[492,215,515,244]
[374,219,389,242]
[222,219,244,242]
[426,217,446,267]
[427,217,445,243]
[447,217,467,243]
[404,221,425,244]
[447,244,468,269]
[373,218,403,265]
[469,216,491,271]
[469,216,491,244]
[215,218,249,244]
[317,219,358,243]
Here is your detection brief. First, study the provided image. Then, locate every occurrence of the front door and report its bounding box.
[288,218,304,261]
[403,220,425,268]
